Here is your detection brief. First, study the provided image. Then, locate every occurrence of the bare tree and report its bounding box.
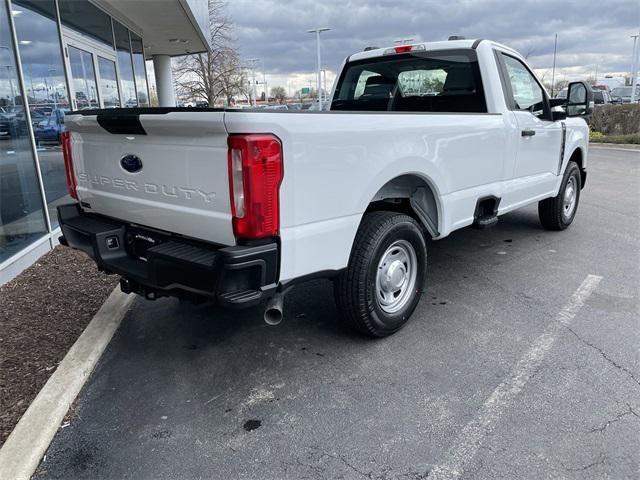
[270,86,286,104]
[173,0,245,106]
[523,45,535,59]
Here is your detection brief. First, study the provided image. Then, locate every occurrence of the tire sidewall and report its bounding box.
[364,219,427,335]
[560,163,581,227]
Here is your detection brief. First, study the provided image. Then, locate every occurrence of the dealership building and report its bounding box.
[0,0,209,283]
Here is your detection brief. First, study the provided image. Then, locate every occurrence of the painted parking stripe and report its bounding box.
[428,274,603,480]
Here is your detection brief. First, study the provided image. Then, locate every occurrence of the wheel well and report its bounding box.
[569,148,586,188]
[366,174,439,238]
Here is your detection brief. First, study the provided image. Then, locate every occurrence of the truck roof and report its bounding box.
[347,39,521,63]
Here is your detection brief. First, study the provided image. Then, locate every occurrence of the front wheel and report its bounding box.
[334,211,427,337]
[538,161,581,230]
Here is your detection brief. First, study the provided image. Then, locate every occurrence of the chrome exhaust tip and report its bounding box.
[263,293,284,326]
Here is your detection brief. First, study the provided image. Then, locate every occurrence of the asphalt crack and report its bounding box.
[589,404,640,433]
[561,454,606,472]
[566,327,640,388]
[321,452,373,479]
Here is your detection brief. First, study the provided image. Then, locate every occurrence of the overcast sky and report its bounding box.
[227,0,640,94]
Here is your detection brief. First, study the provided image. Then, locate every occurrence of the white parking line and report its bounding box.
[428,274,603,480]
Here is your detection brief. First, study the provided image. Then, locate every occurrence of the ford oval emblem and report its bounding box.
[120,154,142,173]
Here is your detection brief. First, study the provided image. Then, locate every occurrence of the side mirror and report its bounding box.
[566,81,594,117]
[549,98,567,121]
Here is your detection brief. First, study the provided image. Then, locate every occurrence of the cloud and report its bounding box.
[228,0,639,89]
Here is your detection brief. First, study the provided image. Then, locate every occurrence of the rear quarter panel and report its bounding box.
[225,111,508,281]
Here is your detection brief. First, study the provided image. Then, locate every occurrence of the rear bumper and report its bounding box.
[57,203,278,307]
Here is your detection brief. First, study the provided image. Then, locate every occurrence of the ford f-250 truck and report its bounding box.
[58,38,593,337]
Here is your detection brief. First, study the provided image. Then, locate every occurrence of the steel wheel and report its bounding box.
[375,239,418,314]
[562,175,577,220]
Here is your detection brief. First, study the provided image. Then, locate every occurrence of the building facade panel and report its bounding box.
[0,0,208,284]
[0,0,48,265]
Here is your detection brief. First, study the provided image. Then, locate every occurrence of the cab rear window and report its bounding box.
[331,49,487,113]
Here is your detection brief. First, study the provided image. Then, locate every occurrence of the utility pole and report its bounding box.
[631,33,639,103]
[551,33,558,97]
[307,27,330,110]
[321,69,327,104]
[262,60,267,103]
[247,58,258,106]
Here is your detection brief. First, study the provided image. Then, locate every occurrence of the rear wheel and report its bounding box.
[334,211,427,337]
[538,161,581,230]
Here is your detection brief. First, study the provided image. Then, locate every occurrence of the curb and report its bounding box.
[589,143,640,152]
[0,288,134,480]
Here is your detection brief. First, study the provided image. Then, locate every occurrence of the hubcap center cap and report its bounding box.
[375,239,419,314]
[381,260,406,292]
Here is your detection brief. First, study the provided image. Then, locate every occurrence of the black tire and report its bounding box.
[538,161,581,231]
[334,211,427,338]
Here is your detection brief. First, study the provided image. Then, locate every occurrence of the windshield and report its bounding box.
[331,49,486,113]
[612,87,632,97]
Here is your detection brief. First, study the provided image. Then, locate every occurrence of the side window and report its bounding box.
[501,54,546,117]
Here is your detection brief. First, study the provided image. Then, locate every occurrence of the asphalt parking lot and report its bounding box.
[37,146,639,480]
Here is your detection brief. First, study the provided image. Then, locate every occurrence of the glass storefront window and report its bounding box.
[113,21,136,107]
[13,0,71,229]
[0,1,47,263]
[58,0,113,48]
[68,46,99,109]
[97,57,120,107]
[130,33,149,107]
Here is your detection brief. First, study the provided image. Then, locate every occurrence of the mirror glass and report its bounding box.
[567,83,587,116]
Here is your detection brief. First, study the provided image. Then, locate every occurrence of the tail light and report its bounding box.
[61,131,78,200]
[227,134,283,240]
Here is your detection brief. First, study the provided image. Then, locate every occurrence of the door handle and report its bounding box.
[521,129,536,137]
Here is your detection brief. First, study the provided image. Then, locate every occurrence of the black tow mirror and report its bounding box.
[566,81,594,117]
[549,98,567,121]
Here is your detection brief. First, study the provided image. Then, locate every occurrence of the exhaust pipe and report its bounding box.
[264,292,284,326]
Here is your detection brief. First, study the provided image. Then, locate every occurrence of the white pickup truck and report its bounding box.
[58,38,593,337]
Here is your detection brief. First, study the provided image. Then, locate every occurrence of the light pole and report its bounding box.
[550,33,558,97]
[48,66,58,108]
[0,46,15,107]
[262,60,267,103]
[321,69,327,104]
[630,33,639,103]
[307,27,330,109]
[247,58,258,106]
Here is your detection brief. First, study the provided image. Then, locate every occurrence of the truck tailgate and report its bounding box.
[66,110,235,246]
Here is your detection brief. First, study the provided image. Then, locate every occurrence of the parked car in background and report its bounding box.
[592,89,612,105]
[33,106,54,117]
[598,76,625,92]
[307,101,330,111]
[34,108,67,145]
[611,86,638,104]
[0,113,12,138]
[555,88,568,100]
[264,104,288,110]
